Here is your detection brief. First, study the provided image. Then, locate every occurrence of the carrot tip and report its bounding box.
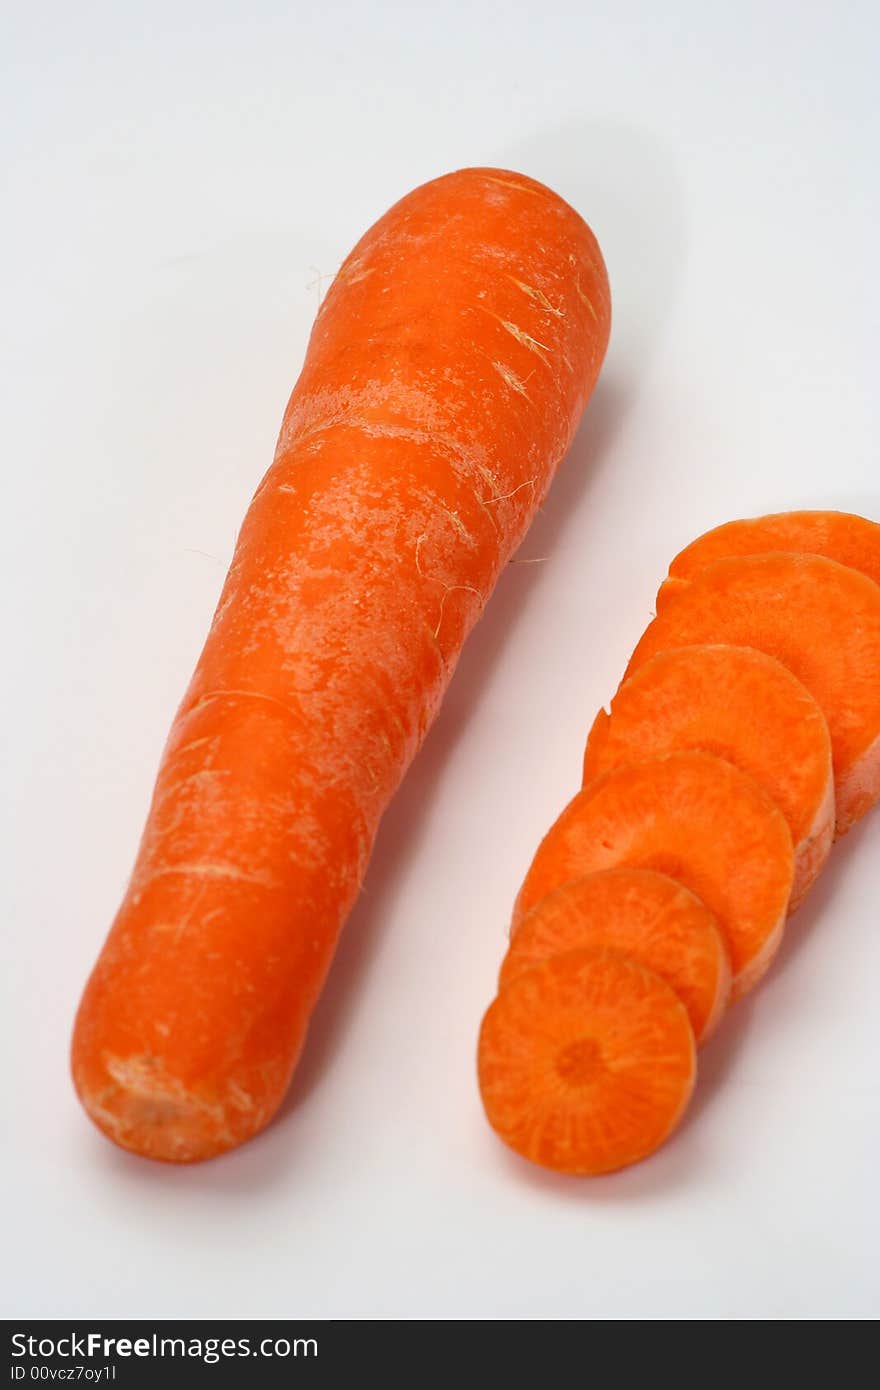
[73,1054,256,1164]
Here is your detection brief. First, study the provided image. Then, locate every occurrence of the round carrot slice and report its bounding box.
[478,948,696,1175]
[626,553,880,835]
[501,869,730,1043]
[667,510,880,590]
[583,645,834,909]
[514,751,793,1000]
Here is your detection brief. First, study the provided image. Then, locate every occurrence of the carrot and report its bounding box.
[625,553,880,835]
[478,949,696,1175]
[665,510,880,592]
[514,751,793,1000]
[71,167,611,1163]
[583,645,834,909]
[500,868,730,1042]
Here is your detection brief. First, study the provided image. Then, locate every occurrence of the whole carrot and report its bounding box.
[72,167,611,1162]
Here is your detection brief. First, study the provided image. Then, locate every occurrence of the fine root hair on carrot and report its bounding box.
[583,644,834,910]
[507,275,565,318]
[502,868,730,1044]
[514,751,794,1001]
[483,475,540,505]
[478,948,696,1176]
[626,552,880,836]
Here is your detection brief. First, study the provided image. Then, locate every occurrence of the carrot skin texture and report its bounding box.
[72,168,611,1162]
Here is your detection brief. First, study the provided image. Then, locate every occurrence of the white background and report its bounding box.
[3,1,878,1320]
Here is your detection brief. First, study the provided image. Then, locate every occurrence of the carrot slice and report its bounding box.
[514,751,793,999]
[478,948,696,1175]
[583,645,833,909]
[501,869,730,1042]
[667,510,880,590]
[626,553,880,835]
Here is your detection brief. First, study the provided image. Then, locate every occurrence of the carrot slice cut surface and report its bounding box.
[501,869,730,1042]
[479,948,696,1175]
[514,751,793,999]
[626,553,880,835]
[668,510,880,589]
[584,645,833,908]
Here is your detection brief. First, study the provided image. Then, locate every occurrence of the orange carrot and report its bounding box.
[71,168,611,1162]
[625,553,880,835]
[500,868,730,1042]
[479,949,696,1175]
[514,751,793,999]
[583,645,834,909]
[666,510,880,591]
